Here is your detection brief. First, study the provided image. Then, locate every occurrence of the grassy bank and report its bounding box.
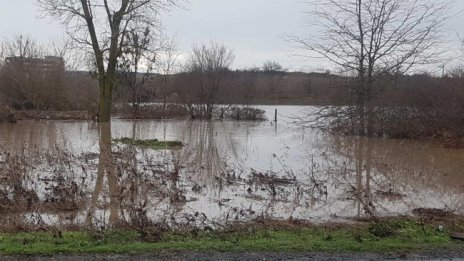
[0,219,463,255]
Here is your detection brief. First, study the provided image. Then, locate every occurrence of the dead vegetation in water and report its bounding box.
[0,150,87,214]
[249,169,296,185]
[0,145,328,233]
[374,189,405,201]
[1,141,463,238]
[0,146,235,234]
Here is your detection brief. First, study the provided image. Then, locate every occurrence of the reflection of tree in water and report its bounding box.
[179,121,230,190]
[3,120,303,227]
[3,118,464,227]
[85,121,188,229]
[86,122,120,226]
[0,121,58,153]
[0,121,99,154]
[327,134,464,218]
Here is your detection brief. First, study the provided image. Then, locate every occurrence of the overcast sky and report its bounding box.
[1,0,463,72]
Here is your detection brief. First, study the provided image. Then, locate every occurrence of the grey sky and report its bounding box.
[1,0,463,72]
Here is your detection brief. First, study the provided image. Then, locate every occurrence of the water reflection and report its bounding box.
[327,134,464,219]
[180,121,229,189]
[86,122,120,226]
[0,106,463,228]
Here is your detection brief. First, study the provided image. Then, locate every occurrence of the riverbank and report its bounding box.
[0,218,463,255]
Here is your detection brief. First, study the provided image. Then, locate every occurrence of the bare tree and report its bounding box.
[115,27,159,112]
[182,42,234,120]
[288,1,451,218]
[2,35,43,58]
[262,60,284,73]
[158,36,179,109]
[49,37,82,71]
[290,0,450,136]
[36,0,179,122]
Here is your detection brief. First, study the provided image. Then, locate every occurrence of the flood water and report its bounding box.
[0,106,463,228]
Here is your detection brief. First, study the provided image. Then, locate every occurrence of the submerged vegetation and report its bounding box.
[113,137,183,150]
[0,219,463,254]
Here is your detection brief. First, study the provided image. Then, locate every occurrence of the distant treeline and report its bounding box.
[0,68,462,110]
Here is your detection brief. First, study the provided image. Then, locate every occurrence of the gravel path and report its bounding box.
[2,251,464,261]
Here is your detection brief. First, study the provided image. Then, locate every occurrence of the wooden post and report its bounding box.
[274,109,278,122]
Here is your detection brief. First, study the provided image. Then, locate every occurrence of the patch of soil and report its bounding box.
[412,208,455,218]
[450,232,464,241]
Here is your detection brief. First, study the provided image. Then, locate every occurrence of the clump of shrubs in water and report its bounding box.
[115,104,189,119]
[181,105,267,121]
[116,103,267,121]
[223,106,267,121]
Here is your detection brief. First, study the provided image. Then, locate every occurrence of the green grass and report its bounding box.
[113,137,183,150]
[0,219,462,255]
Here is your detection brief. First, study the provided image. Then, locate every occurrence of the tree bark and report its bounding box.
[99,79,114,123]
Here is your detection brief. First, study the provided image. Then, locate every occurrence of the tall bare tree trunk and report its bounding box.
[99,79,113,123]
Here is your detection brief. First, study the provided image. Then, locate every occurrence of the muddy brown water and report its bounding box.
[0,106,463,228]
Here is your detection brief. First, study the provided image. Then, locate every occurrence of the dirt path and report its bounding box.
[2,251,464,261]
